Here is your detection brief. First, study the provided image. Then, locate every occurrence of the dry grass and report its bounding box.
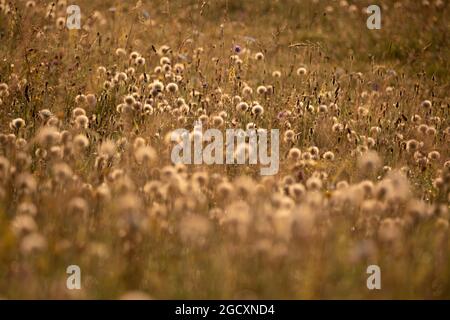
[0,0,449,299]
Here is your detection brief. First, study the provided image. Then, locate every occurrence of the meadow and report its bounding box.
[0,0,449,299]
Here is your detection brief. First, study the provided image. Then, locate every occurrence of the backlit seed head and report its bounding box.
[75,115,89,129]
[421,100,432,108]
[166,82,178,93]
[296,67,307,76]
[0,83,8,91]
[309,146,319,157]
[358,150,382,172]
[135,146,157,165]
[37,126,61,147]
[426,127,436,136]
[56,17,65,29]
[130,51,140,60]
[236,101,249,112]
[332,123,344,133]
[323,151,335,161]
[289,183,306,199]
[20,233,47,254]
[288,147,301,160]
[135,56,145,66]
[68,197,89,216]
[318,104,328,113]
[257,86,267,95]
[336,180,349,189]
[115,48,126,56]
[10,118,26,130]
[251,104,264,116]
[284,130,296,142]
[242,86,253,96]
[255,52,265,60]
[418,124,428,134]
[99,140,116,158]
[406,139,420,152]
[73,134,90,150]
[72,107,86,118]
[86,94,97,107]
[212,115,224,127]
[306,176,322,190]
[428,151,440,161]
[271,70,281,78]
[75,94,87,105]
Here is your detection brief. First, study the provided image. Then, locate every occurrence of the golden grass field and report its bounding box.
[0,0,449,299]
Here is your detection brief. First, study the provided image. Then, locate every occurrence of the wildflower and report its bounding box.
[135,56,146,66]
[309,146,319,158]
[378,218,402,242]
[323,151,335,161]
[406,139,420,152]
[418,124,428,134]
[318,104,328,113]
[288,183,306,201]
[236,101,249,113]
[421,100,432,109]
[428,151,440,161]
[242,86,253,96]
[255,52,264,60]
[75,115,89,129]
[99,140,116,159]
[284,130,296,143]
[20,233,47,254]
[130,51,140,60]
[257,86,267,95]
[0,83,8,91]
[332,123,344,133]
[53,162,73,182]
[160,56,171,65]
[75,94,87,104]
[271,70,281,78]
[251,104,264,116]
[306,176,322,190]
[15,173,37,195]
[288,147,301,160]
[73,134,89,151]
[17,202,37,216]
[336,180,349,190]
[358,150,382,172]
[135,146,157,165]
[10,118,26,130]
[26,1,36,8]
[68,197,89,216]
[296,67,307,76]
[166,82,178,93]
[37,126,61,147]
[115,48,126,56]
[72,107,86,118]
[11,214,37,236]
[212,115,224,127]
[426,126,436,136]
[56,17,65,29]
[86,94,96,107]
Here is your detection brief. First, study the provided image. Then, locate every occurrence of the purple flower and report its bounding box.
[277,111,287,120]
[233,45,241,54]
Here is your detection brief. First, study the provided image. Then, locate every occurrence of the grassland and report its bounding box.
[0,0,449,299]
